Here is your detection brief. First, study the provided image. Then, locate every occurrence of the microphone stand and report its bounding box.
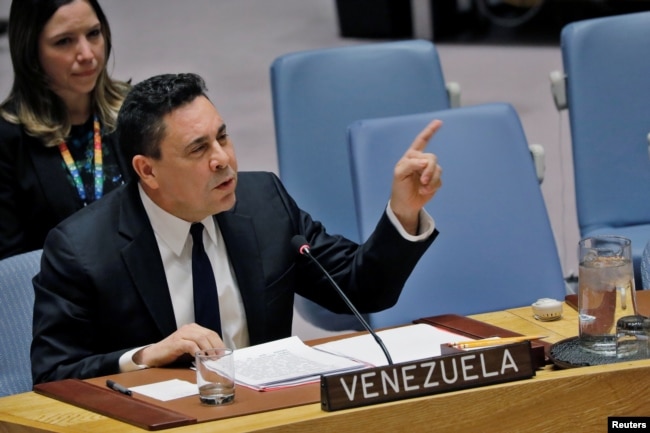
[293,236,393,365]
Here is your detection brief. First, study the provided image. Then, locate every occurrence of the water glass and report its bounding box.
[578,236,637,356]
[195,348,235,405]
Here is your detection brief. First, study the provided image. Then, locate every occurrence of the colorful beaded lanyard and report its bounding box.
[58,115,103,204]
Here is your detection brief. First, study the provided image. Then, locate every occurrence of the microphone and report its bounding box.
[291,235,393,365]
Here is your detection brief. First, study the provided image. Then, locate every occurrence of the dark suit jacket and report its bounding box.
[31,173,436,383]
[0,118,131,259]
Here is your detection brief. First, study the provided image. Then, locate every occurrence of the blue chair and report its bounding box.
[348,103,566,328]
[0,249,42,396]
[271,39,458,242]
[271,40,458,330]
[550,11,650,288]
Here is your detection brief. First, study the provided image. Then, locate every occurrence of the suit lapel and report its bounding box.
[118,183,177,337]
[216,211,268,340]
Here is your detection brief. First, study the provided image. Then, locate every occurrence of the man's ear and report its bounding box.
[132,155,159,189]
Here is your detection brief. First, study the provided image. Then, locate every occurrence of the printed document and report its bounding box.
[233,324,472,390]
[233,336,366,390]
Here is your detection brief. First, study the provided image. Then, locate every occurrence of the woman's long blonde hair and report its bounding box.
[0,0,130,147]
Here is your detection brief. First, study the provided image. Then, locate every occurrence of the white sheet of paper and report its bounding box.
[129,379,197,401]
[314,323,474,367]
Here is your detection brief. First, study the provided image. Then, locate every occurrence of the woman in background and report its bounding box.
[0,0,131,259]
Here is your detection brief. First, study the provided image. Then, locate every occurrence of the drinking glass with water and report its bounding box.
[578,236,637,356]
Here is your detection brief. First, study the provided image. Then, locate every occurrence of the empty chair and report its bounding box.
[271,40,458,330]
[0,249,42,396]
[550,11,650,288]
[348,103,565,328]
[271,39,458,242]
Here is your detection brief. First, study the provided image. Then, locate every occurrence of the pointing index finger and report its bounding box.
[410,119,442,152]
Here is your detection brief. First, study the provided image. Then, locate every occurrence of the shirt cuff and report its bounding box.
[119,346,150,373]
[386,201,436,242]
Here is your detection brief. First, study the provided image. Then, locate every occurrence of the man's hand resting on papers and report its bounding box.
[133,323,225,367]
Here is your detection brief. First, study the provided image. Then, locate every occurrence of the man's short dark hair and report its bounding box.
[117,73,209,169]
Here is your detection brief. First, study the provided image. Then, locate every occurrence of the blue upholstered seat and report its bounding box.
[0,249,42,396]
[348,103,566,327]
[555,11,650,288]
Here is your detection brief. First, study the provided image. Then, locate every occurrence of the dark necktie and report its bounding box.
[190,223,222,335]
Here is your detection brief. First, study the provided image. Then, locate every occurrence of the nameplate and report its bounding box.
[320,341,535,411]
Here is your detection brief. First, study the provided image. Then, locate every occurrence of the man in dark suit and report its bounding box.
[31,73,443,384]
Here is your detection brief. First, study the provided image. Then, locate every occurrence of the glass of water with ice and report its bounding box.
[578,236,637,356]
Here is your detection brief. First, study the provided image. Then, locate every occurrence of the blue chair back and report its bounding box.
[271,40,452,331]
[271,39,450,242]
[561,11,650,286]
[348,103,566,328]
[0,249,42,396]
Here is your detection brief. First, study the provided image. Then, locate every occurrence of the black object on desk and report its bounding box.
[106,379,132,396]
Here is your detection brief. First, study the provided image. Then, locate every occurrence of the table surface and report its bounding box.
[1,303,649,433]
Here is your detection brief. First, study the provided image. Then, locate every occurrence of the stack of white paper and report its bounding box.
[233,336,367,390]
[233,324,473,391]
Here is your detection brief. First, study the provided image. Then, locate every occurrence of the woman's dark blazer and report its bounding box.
[0,118,131,259]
